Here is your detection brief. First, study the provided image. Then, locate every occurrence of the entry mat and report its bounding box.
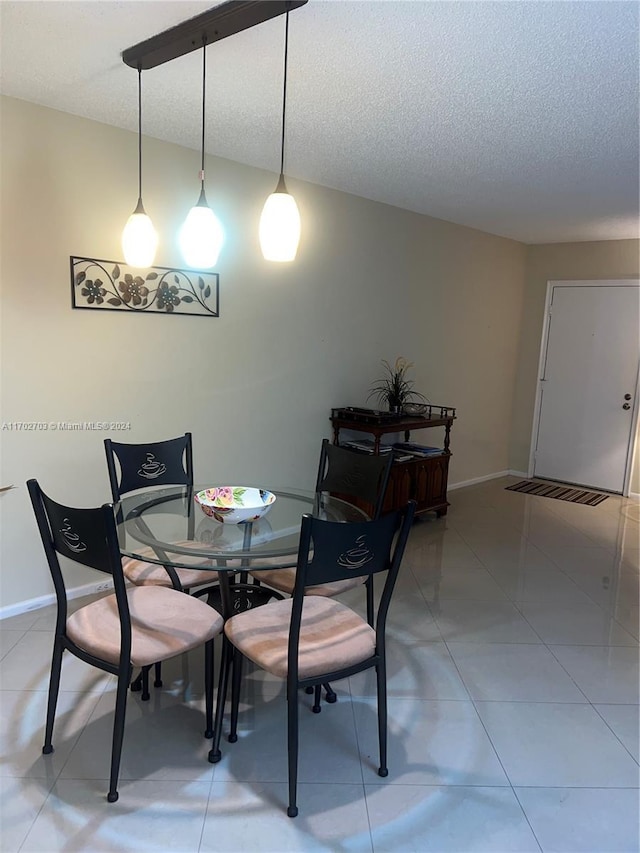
[505,480,609,506]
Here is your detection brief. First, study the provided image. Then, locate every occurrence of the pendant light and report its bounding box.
[259,6,301,262]
[121,67,158,268]
[179,38,224,269]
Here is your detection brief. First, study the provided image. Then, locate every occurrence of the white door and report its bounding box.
[532,281,640,493]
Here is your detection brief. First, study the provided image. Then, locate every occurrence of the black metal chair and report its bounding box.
[104,433,215,591]
[210,500,416,817]
[250,439,394,705]
[251,439,393,602]
[105,433,221,697]
[27,478,223,804]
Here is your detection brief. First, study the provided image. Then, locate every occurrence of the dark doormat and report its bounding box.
[505,480,609,506]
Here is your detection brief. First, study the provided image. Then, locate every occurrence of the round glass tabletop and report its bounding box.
[116,485,368,571]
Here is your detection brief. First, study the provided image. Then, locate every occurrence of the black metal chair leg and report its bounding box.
[204,639,214,738]
[287,683,299,818]
[366,576,375,627]
[323,683,337,703]
[228,650,243,743]
[376,660,389,777]
[312,684,322,713]
[107,670,130,803]
[131,663,162,693]
[141,665,151,701]
[209,639,233,763]
[42,640,64,755]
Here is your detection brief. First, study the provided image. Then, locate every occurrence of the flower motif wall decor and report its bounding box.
[70,257,219,317]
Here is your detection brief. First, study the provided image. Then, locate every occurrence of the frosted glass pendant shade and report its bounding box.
[121,201,158,268]
[259,189,301,262]
[179,191,224,269]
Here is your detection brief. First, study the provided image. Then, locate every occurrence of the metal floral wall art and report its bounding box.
[70,257,219,317]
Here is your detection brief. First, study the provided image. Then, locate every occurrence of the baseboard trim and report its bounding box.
[449,470,525,491]
[0,578,114,622]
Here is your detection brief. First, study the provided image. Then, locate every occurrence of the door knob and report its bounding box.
[624,394,632,400]
[622,403,631,410]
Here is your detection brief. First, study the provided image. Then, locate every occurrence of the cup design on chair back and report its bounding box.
[337,535,374,570]
[137,453,167,480]
[60,519,87,553]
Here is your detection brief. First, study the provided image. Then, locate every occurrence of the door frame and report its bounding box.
[528,279,640,496]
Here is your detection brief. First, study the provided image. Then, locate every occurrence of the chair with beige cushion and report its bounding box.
[28,478,224,804]
[209,500,416,817]
[105,433,214,591]
[250,439,394,705]
[105,433,221,696]
[251,439,393,604]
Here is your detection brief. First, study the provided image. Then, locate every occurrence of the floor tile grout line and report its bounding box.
[346,682,375,853]
[465,687,548,851]
[14,776,56,853]
[587,704,640,767]
[198,763,217,853]
[445,636,545,822]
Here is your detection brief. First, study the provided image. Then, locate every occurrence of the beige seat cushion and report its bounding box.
[122,542,235,589]
[66,586,224,667]
[250,564,366,598]
[224,596,376,680]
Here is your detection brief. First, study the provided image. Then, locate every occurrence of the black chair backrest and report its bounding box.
[290,501,416,653]
[27,479,130,638]
[314,439,393,519]
[104,433,193,500]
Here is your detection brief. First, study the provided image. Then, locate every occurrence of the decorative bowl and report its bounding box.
[194,486,276,524]
[402,403,429,416]
[196,516,273,548]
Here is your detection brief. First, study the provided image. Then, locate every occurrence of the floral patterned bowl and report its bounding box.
[194,486,276,524]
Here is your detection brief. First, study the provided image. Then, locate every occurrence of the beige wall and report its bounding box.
[0,96,527,609]
[511,241,640,491]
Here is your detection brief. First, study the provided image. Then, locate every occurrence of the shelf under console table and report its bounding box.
[330,406,456,517]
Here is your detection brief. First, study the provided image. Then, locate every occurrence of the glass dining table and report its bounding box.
[116,485,368,616]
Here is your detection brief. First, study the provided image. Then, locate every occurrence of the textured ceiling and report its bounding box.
[1,0,638,244]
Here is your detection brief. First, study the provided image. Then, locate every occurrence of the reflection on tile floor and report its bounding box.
[1,477,638,851]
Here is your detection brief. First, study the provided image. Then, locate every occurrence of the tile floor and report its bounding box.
[1,476,638,852]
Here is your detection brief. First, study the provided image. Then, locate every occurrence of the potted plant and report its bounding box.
[367,357,428,413]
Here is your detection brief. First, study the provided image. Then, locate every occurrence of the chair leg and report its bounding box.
[204,639,214,738]
[376,659,389,778]
[287,683,299,817]
[312,684,322,714]
[323,683,337,703]
[131,664,161,694]
[228,650,243,743]
[42,639,64,755]
[107,670,130,803]
[209,639,233,763]
[141,665,151,701]
[366,577,375,627]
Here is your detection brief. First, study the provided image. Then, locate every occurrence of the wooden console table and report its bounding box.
[330,406,456,517]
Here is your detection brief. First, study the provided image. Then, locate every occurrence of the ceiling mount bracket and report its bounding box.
[122,0,308,70]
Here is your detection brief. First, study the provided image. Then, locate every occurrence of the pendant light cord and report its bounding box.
[279,9,290,178]
[137,66,143,202]
[201,37,207,188]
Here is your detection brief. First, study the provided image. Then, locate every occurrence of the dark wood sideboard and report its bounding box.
[330,406,456,517]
